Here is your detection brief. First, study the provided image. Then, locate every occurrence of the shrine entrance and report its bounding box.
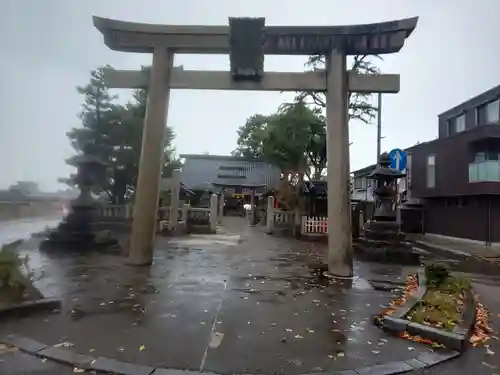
[93,16,418,276]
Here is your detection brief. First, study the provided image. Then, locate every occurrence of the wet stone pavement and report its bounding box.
[0,217,493,374]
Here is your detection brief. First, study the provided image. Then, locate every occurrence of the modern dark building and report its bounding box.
[406,84,500,243]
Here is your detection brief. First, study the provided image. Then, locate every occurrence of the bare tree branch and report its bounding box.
[295,53,383,125]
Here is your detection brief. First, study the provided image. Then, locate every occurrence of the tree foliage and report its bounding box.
[62,67,180,204]
[233,100,327,210]
[233,100,326,180]
[295,54,382,124]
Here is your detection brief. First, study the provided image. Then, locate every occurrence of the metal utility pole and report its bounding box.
[376,93,382,164]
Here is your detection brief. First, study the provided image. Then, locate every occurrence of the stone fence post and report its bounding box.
[125,204,133,219]
[169,168,181,230]
[181,203,190,222]
[209,194,218,233]
[218,193,224,224]
[266,196,275,234]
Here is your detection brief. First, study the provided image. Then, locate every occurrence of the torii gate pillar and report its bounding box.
[127,49,173,265]
[326,50,352,276]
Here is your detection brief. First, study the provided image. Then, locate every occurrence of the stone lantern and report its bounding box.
[42,145,117,250]
[356,152,418,263]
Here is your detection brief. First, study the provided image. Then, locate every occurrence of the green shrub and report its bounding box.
[0,243,31,292]
[425,263,450,287]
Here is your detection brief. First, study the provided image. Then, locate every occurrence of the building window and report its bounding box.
[354,177,366,190]
[426,154,436,188]
[476,99,500,125]
[447,114,466,135]
[469,151,500,182]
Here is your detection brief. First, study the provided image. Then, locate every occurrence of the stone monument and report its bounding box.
[355,153,419,264]
[41,146,117,250]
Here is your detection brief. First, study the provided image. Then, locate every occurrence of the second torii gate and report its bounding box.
[93,16,418,277]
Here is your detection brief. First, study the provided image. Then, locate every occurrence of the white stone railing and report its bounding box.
[301,215,328,235]
[100,204,133,219]
[100,194,219,233]
[188,207,211,223]
[100,204,187,220]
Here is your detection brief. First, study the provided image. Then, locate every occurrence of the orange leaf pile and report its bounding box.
[398,331,435,346]
[470,300,493,346]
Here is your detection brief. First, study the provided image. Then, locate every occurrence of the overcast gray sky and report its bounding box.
[1,0,499,191]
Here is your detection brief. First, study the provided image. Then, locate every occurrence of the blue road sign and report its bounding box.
[388,148,407,172]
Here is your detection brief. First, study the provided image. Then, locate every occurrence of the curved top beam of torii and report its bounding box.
[93,16,418,55]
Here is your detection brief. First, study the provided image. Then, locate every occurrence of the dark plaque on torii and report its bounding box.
[229,18,266,82]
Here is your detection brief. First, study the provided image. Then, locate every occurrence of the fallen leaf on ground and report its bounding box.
[287,359,303,366]
[482,361,497,369]
[138,345,145,352]
[54,342,74,348]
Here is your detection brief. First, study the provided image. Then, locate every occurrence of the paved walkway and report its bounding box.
[1,218,439,374]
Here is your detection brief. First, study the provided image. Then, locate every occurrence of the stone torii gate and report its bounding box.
[93,16,418,276]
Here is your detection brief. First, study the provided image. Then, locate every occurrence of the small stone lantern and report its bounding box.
[356,152,418,263]
[42,145,117,250]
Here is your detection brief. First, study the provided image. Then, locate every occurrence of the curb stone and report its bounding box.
[1,335,460,375]
[377,268,477,352]
[0,297,61,317]
[390,268,427,319]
